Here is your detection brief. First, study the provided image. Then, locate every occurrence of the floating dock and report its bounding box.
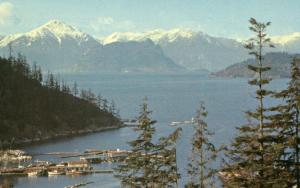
[0,148,129,178]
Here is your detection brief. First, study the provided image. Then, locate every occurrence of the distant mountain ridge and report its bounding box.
[0,20,95,46]
[213,52,300,78]
[0,20,102,71]
[101,29,250,71]
[101,29,300,71]
[101,28,195,44]
[1,20,300,73]
[75,39,184,73]
[0,20,181,73]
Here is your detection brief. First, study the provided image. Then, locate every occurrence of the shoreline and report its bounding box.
[2,125,122,149]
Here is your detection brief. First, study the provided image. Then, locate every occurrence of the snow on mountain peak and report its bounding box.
[101,28,197,45]
[28,20,89,43]
[41,20,85,37]
[271,32,300,45]
[0,20,90,47]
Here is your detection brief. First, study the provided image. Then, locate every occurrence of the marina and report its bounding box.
[0,149,129,178]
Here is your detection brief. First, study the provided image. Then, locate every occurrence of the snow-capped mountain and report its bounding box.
[101,28,195,44]
[102,29,300,71]
[157,32,249,71]
[0,20,102,71]
[1,20,299,73]
[0,20,95,47]
[76,39,184,73]
[271,32,300,53]
[272,32,300,45]
[0,20,183,73]
[102,29,249,71]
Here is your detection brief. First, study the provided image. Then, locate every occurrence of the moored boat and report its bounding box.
[48,170,65,175]
[27,170,43,176]
[65,169,86,175]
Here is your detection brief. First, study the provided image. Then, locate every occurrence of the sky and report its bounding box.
[0,0,300,39]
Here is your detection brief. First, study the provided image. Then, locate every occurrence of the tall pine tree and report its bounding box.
[115,98,181,187]
[155,126,182,187]
[221,18,287,187]
[270,57,300,187]
[186,103,219,188]
[116,98,160,187]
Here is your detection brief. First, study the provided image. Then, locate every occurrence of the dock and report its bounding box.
[0,161,113,176]
[0,148,129,178]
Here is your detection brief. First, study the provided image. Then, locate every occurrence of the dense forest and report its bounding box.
[0,55,121,148]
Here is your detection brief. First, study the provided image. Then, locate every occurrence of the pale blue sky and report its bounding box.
[0,0,299,38]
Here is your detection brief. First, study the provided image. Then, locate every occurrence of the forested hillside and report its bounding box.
[214,52,300,78]
[0,55,121,147]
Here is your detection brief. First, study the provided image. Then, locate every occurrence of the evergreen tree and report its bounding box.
[186,103,219,188]
[288,57,300,186]
[116,98,159,187]
[36,66,43,83]
[61,80,68,93]
[102,98,109,112]
[72,81,79,96]
[31,62,38,80]
[46,71,55,88]
[96,93,103,109]
[85,88,96,103]
[80,89,87,100]
[109,100,116,115]
[156,126,182,187]
[116,98,181,187]
[16,53,30,77]
[221,18,286,187]
[54,78,60,91]
[270,57,300,187]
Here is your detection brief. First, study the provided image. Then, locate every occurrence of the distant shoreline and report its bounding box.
[3,125,121,149]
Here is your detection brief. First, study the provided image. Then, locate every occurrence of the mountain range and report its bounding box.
[0,20,300,73]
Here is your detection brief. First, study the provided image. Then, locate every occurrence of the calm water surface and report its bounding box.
[1,74,288,188]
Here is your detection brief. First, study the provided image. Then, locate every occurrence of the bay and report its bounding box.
[1,73,287,187]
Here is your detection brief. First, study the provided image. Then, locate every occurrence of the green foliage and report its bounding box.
[0,56,121,148]
[186,103,220,188]
[270,57,300,187]
[221,18,289,187]
[115,98,181,187]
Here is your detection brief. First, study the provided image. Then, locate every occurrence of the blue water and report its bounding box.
[1,74,288,188]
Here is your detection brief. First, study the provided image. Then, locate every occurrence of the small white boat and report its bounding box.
[48,170,64,175]
[170,121,181,126]
[123,121,139,126]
